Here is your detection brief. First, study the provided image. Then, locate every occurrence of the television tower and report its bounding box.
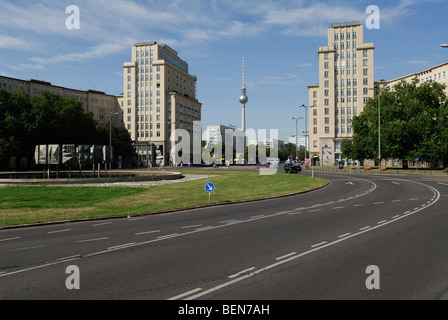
[239,56,248,132]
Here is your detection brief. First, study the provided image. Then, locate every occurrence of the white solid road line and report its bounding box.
[107,243,136,250]
[229,267,256,279]
[92,222,112,227]
[0,236,21,242]
[157,233,179,239]
[47,229,71,234]
[276,252,297,261]
[181,224,202,229]
[135,230,160,235]
[11,245,45,251]
[167,288,203,300]
[77,237,109,243]
[338,233,351,238]
[311,241,328,248]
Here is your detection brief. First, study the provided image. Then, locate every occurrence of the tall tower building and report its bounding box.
[308,22,374,166]
[122,42,202,165]
[239,57,248,132]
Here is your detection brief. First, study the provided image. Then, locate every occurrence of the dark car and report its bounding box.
[283,161,302,174]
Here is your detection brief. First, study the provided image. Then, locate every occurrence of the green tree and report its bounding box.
[343,78,448,168]
[97,122,135,165]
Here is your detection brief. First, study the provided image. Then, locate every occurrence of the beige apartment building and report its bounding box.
[0,75,122,127]
[386,61,448,94]
[308,21,375,166]
[121,42,202,165]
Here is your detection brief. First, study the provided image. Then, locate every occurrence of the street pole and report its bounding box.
[291,117,298,161]
[378,92,381,173]
[299,104,308,167]
[291,117,303,162]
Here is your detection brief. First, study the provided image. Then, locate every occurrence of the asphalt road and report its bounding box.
[1,171,448,300]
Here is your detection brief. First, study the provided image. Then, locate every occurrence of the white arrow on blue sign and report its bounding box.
[205,182,215,193]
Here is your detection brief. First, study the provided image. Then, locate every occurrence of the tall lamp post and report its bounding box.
[368,85,389,172]
[109,111,119,170]
[298,104,308,165]
[291,117,304,162]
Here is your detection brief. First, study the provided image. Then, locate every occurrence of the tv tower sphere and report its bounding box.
[239,88,248,104]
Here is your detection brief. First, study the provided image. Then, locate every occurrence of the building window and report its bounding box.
[313,127,317,134]
[325,127,330,134]
[156,131,161,137]
[325,108,330,115]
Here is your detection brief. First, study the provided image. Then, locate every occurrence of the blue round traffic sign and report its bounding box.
[205,182,215,193]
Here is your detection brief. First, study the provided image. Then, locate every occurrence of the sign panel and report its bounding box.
[205,182,215,193]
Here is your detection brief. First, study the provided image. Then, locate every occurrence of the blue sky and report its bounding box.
[1,0,447,141]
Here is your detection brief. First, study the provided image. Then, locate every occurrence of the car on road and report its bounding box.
[283,161,302,174]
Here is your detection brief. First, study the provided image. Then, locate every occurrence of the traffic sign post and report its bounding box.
[205,182,215,203]
[415,158,419,171]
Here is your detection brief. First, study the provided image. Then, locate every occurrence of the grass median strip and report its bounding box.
[0,171,326,227]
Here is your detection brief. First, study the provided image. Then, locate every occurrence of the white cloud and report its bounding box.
[0,34,35,51]
[29,39,135,65]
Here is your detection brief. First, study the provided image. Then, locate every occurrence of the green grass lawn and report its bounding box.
[0,171,327,227]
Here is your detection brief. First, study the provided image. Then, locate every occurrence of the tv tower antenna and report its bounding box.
[239,56,248,132]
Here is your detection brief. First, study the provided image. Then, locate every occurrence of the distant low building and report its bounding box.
[384,61,448,95]
[288,135,307,151]
[0,75,122,127]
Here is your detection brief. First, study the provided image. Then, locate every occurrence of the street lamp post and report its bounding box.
[368,86,389,172]
[441,44,448,48]
[291,117,303,162]
[298,104,308,166]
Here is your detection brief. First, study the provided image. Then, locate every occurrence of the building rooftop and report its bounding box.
[331,21,360,28]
